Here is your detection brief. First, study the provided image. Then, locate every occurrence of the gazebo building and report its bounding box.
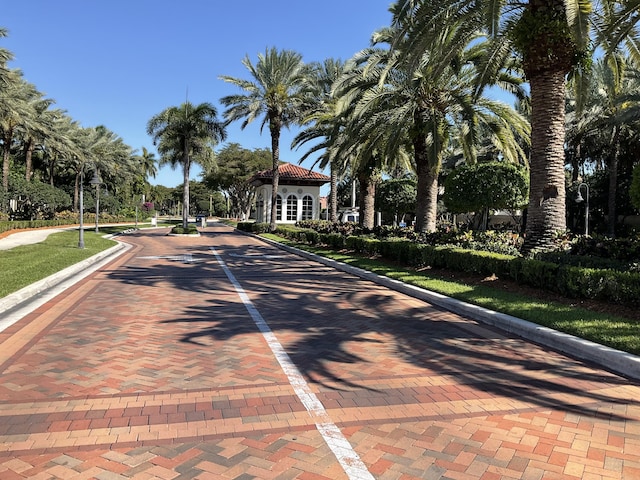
[250,163,330,224]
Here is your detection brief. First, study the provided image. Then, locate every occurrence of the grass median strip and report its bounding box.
[262,233,640,356]
[0,230,117,298]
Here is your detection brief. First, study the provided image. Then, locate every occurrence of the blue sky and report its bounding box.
[3,1,394,188]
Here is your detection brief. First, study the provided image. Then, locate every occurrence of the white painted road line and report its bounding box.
[137,254,201,263]
[210,247,375,480]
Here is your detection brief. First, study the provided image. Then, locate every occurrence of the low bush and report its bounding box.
[319,232,347,249]
[170,225,199,235]
[345,235,380,256]
[533,250,633,271]
[237,222,270,233]
[266,222,640,308]
[557,266,640,306]
[569,234,640,263]
[0,219,70,235]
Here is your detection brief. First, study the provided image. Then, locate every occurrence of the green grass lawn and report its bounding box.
[0,230,117,298]
[262,233,640,356]
[0,223,173,299]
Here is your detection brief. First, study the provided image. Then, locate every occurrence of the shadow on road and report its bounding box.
[108,227,637,422]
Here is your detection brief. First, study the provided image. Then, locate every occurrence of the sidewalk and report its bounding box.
[0,227,70,250]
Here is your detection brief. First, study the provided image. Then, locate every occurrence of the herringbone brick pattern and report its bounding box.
[1,225,639,479]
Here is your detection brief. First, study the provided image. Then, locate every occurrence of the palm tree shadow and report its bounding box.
[116,228,639,422]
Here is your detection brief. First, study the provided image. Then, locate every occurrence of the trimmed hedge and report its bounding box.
[258,223,640,308]
[0,219,75,235]
[1,215,136,236]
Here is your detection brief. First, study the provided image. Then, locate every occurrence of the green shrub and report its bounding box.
[567,234,640,264]
[1,218,78,235]
[442,248,514,276]
[236,222,270,233]
[345,236,380,256]
[509,258,559,288]
[534,250,632,271]
[170,225,199,235]
[248,222,640,307]
[379,239,415,265]
[303,229,320,245]
[319,232,347,249]
[558,266,640,306]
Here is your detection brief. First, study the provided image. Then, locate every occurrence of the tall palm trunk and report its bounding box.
[357,168,377,229]
[523,70,567,251]
[607,127,621,237]
[48,156,56,186]
[329,163,338,222]
[521,0,574,253]
[572,144,581,183]
[24,137,35,181]
[2,129,13,192]
[413,136,439,233]
[182,153,190,229]
[269,117,281,232]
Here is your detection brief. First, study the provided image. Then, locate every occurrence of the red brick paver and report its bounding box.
[1,224,639,479]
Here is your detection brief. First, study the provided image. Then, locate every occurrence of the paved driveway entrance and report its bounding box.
[1,223,639,479]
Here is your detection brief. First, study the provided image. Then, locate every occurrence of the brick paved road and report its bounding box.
[1,223,639,479]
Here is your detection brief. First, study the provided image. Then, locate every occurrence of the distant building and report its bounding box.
[249,163,330,224]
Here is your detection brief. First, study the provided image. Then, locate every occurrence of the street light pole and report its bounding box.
[90,171,101,233]
[78,170,85,249]
[576,182,589,235]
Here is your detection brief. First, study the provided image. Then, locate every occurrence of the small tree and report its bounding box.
[9,175,71,220]
[443,162,529,230]
[202,143,271,219]
[375,176,416,225]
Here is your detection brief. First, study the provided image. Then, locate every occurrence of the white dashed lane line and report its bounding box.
[210,246,375,480]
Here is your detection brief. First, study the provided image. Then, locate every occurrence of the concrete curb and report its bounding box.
[258,235,640,382]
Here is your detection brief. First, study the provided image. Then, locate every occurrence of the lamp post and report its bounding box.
[90,170,102,233]
[78,170,85,249]
[576,182,589,235]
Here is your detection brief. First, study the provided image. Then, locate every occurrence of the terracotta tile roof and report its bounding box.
[249,162,330,186]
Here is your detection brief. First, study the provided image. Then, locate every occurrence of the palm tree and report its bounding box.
[220,47,310,231]
[91,125,137,207]
[21,96,57,182]
[0,28,13,85]
[67,126,97,212]
[44,114,82,187]
[389,0,639,250]
[567,56,640,235]
[138,146,158,180]
[334,21,529,232]
[0,70,33,193]
[293,58,348,222]
[131,147,158,203]
[147,102,226,229]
